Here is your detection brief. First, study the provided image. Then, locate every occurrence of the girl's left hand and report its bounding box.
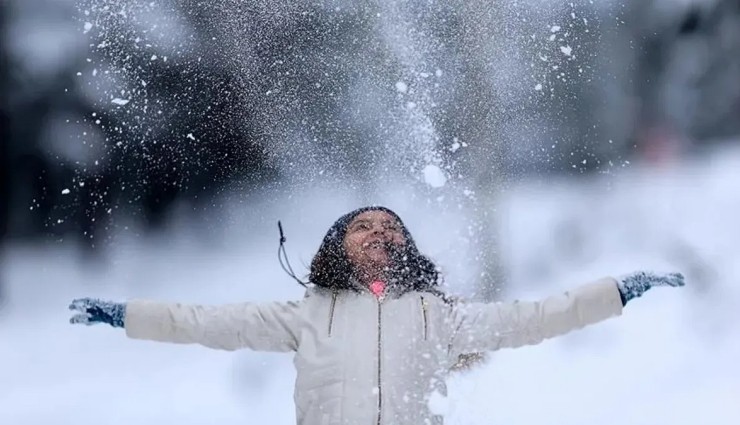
[617,271,685,305]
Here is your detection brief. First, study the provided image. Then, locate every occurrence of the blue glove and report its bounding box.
[69,298,126,328]
[617,271,685,305]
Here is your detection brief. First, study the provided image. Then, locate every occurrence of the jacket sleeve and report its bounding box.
[448,278,623,356]
[124,299,302,352]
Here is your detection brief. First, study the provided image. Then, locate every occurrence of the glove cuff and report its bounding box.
[110,303,126,328]
[617,271,653,305]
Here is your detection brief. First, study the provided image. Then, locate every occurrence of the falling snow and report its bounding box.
[422,164,447,188]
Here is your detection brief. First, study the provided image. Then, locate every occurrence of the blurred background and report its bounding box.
[1,0,739,424]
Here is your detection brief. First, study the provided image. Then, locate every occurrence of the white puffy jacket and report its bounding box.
[124,277,623,425]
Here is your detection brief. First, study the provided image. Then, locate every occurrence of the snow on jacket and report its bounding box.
[124,277,623,425]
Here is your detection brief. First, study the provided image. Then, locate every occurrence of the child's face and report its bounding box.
[342,210,406,276]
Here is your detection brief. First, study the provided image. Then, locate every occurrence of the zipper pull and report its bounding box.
[369,280,386,300]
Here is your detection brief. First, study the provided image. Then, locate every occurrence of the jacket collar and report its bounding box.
[347,275,410,299]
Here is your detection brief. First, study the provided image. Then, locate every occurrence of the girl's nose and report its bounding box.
[371,224,388,236]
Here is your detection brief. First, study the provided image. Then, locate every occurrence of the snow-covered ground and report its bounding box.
[2,146,739,425]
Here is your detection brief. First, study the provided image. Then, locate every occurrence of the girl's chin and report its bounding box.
[358,258,392,273]
[368,256,391,268]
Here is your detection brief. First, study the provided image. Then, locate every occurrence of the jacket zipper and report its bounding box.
[420,295,429,341]
[376,296,383,425]
[328,291,338,336]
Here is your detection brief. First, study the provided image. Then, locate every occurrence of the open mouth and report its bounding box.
[364,240,389,251]
[366,241,384,248]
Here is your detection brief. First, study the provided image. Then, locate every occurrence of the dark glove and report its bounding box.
[69,298,126,328]
[617,271,685,305]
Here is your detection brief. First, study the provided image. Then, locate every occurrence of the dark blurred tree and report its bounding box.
[610,0,740,156]
[2,0,278,252]
[75,0,278,232]
[1,0,8,304]
[1,2,9,239]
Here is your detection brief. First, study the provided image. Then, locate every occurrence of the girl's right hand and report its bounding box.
[69,298,126,328]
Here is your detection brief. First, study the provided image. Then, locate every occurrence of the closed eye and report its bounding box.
[352,221,371,231]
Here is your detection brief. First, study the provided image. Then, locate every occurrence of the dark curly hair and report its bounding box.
[309,206,446,298]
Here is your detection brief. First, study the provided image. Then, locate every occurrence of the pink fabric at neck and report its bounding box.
[369,280,386,297]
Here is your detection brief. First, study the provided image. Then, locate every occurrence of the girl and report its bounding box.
[69,206,684,425]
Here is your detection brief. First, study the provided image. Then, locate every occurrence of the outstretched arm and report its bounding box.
[69,298,302,352]
[449,272,684,356]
